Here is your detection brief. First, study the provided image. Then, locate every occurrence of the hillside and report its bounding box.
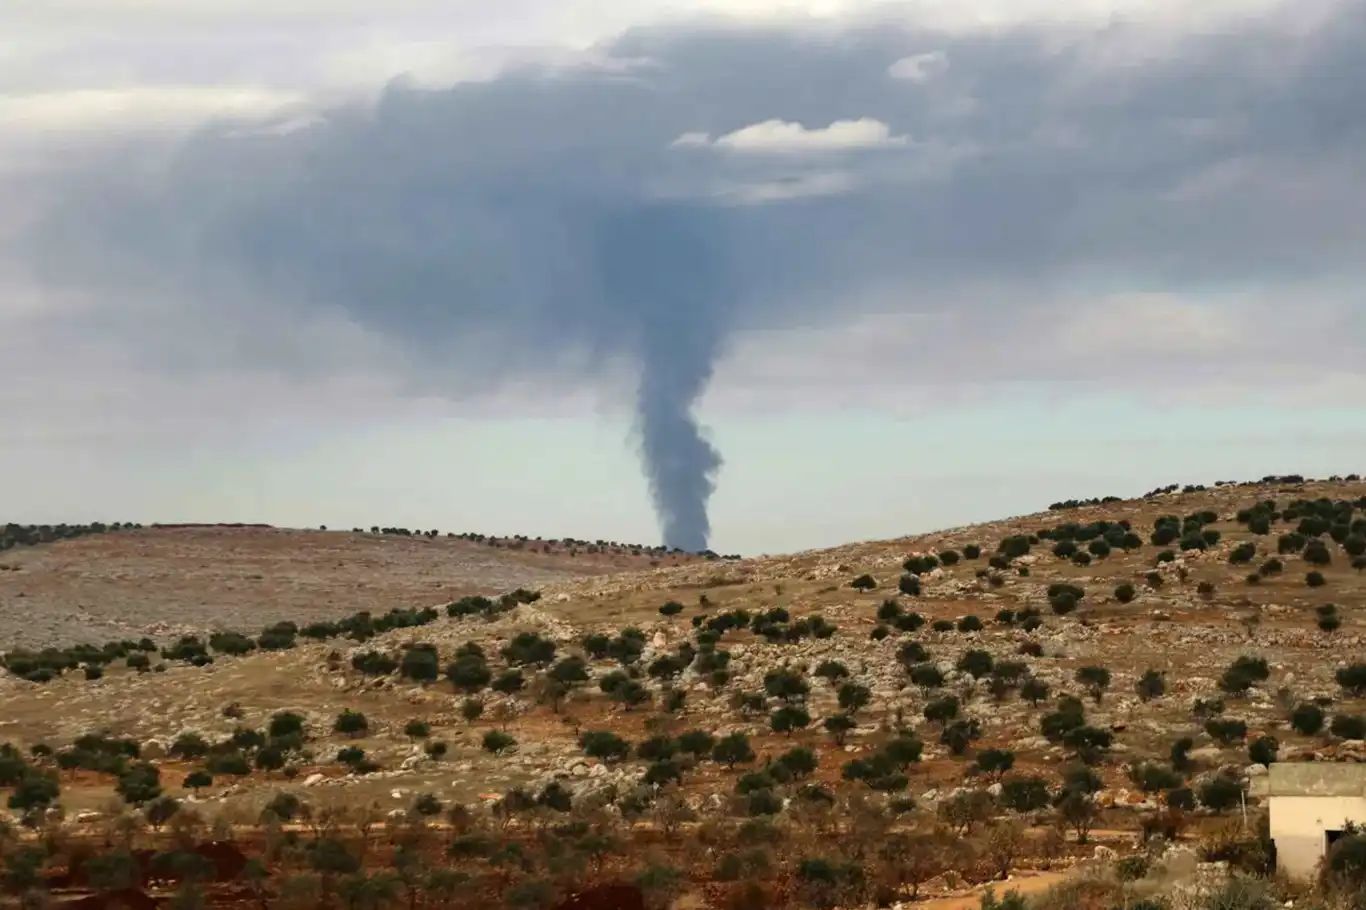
[1,475,1365,909]
[0,524,706,650]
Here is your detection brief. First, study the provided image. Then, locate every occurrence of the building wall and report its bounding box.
[1269,795,1366,879]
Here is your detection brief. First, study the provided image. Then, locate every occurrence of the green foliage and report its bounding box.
[1136,669,1166,702]
[999,776,1050,813]
[1332,715,1366,740]
[1337,663,1366,697]
[1292,702,1326,735]
[1248,736,1278,766]
[1198,775,1244,813]
[115,761,162,806]
[1075,666,1112,703]
[1205,718,1249,745]
[333,710,368,737]
[712,732,755,768]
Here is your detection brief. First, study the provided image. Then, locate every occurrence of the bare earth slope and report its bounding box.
[0,526,694,649]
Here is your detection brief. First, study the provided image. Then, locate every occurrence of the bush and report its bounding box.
[268,712,306,739]
[1307,571,1327,588]
[1049,592,1078,615]
[957,615,984,633]
[482,731,516,754]
[1114,583,1136,604]
[1279,533,1306,554]
[1075,666,1111,703]
[999,776,1050,813]
[957,649,994,679]
[1198,776,1244,813]
[1136,669,1165,702]
[1337,664,1366,697]
[1167,786,1196,811]
[1248,736,1278,765]
[1206,718,1249,745]
[658,601,684,617]
[183,770,213,791]
[850,574,877,591]
[1304,540,1333,566]
[1332,715,1366,740]
[333,710,368,737]
[898,574,921,596]
[1292,702,1325,735]
[963,544,982,559]
[1020,678,1049,705]
[501,632,557,667]
[712,733,756,768]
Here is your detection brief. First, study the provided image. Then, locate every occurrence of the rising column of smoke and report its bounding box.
[598,202,728,552]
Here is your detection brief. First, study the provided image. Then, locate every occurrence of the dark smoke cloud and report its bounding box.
[599,203,731,550]
[16,1,1366,548]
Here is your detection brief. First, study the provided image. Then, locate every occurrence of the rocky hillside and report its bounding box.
[0,475,1364,908]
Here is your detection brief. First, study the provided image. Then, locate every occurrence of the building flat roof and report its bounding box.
[1259,762,1366,797]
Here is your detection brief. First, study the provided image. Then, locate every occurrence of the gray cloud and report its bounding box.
[13,0,1366,547]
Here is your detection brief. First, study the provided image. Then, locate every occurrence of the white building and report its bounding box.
[1252,762,1366,879]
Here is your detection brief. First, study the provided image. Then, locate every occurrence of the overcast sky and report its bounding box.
[2,0,1363,554]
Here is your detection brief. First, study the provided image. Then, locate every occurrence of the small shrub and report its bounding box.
[1205,718,1248,745]
[1332,714,1366,740]
[1198,776,1244,813]
[333,710,368,737]
[1248,736,1278,766]
[1136,669,1165,702]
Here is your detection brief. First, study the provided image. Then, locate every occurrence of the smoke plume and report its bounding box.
[599,203,728,551]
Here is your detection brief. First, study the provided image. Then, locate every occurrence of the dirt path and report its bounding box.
[917,871,1072,910]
